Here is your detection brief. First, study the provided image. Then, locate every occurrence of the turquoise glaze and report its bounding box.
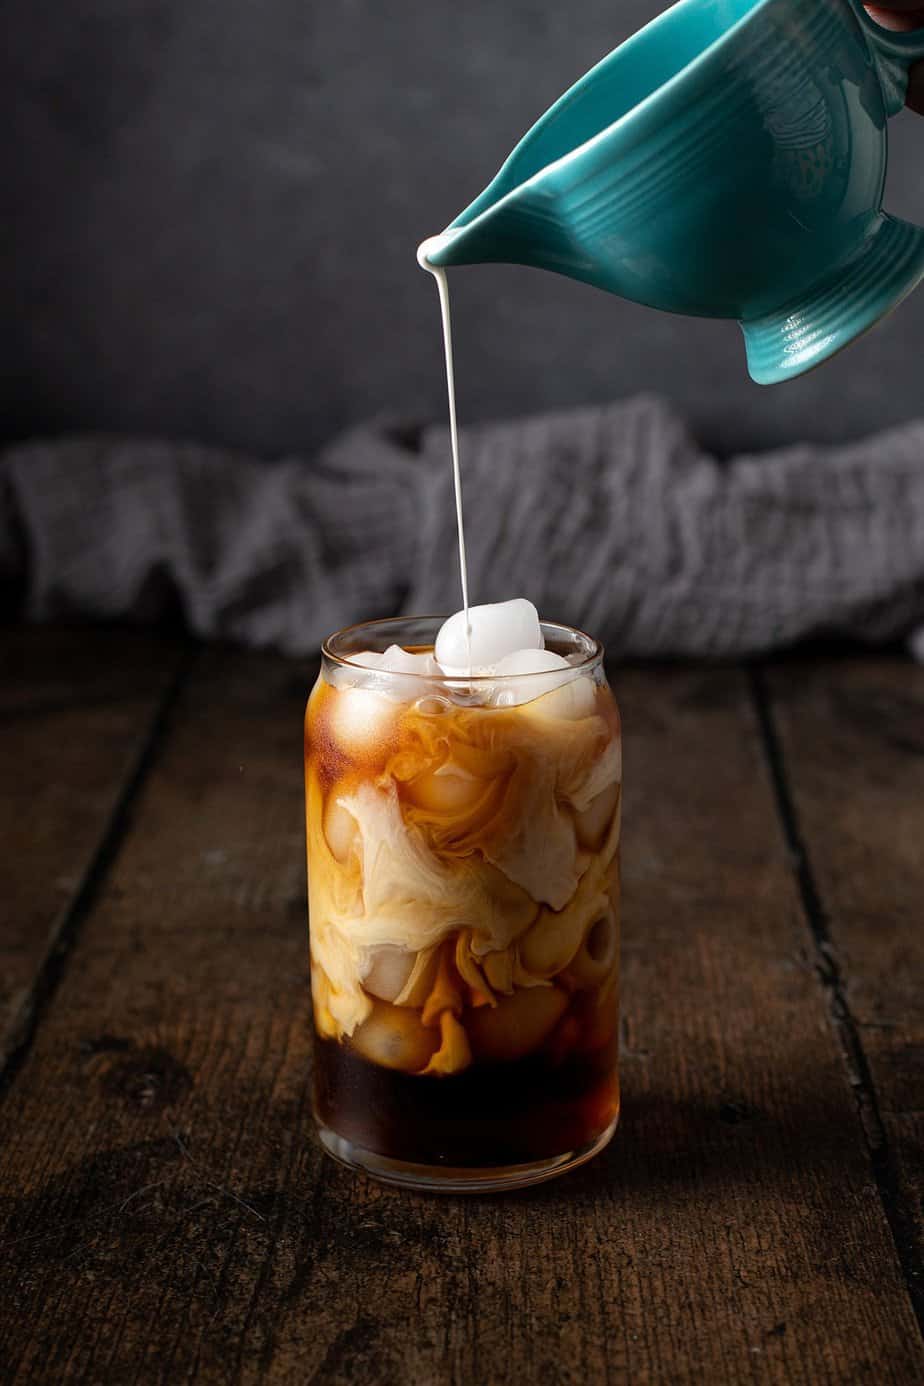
[425,0,924,384]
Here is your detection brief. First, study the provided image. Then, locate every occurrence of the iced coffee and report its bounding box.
[305,606,621,1191]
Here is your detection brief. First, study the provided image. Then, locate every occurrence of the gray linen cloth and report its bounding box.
[2,395,923,658]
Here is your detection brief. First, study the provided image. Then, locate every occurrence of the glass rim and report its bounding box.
[321,615,604,683]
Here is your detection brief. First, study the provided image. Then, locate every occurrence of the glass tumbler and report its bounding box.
[304,617,621,1192]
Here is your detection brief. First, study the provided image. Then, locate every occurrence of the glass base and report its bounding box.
[316,1114,619,1193]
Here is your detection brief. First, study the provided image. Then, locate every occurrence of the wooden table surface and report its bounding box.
[1,627,922,1385]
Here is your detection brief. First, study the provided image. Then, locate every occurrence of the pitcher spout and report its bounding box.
[421,181,594,280]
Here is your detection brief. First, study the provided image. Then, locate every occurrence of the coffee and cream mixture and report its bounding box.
[306,601,621,1078]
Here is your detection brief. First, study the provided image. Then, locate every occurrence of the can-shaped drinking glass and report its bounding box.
[305,616,621,1192]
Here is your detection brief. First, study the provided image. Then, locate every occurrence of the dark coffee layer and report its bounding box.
[314,1030,619,1168]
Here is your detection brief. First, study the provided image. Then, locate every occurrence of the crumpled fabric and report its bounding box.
[2,395,923,659]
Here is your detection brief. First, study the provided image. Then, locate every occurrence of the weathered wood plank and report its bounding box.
[0,654,920,1384]
[762,657,924,1327]
[0,626,186,1075]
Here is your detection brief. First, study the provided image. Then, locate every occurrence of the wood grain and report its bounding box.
[0,626,186,1075]
[0,647,920,1384]
[763,657,924,1326]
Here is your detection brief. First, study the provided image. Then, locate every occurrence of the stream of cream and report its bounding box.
[417,234,471,667]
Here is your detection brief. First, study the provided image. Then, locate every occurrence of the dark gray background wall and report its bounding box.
[3,0,923,458]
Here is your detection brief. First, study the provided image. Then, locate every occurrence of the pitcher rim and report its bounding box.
[439,0,827,249]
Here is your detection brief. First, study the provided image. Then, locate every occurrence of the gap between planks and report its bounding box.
[749,664,924,1341]
[0,644,197,1107]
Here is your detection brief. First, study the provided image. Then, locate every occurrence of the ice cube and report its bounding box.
[404,758,491,814]
[329,684,398,751]
[377,645,441,678]
[362,944,417,1004]
[494,648,570,677]
[574,780,621,849]
[351,999,439,1072]
[491,648,573,707]
[524,674,597,721]
[331,646,439,713]
[340,646,439,680]
[435,599,543,675]
[491,648,597,720]
[331,649,386,679]
[323,795,360,863]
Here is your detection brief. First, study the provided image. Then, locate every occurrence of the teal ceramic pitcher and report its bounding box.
[424,0,924,384]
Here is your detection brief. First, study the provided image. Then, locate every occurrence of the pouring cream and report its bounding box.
[417,232,472,670]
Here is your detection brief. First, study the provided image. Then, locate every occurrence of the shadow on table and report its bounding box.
[511,1076,867,1210]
